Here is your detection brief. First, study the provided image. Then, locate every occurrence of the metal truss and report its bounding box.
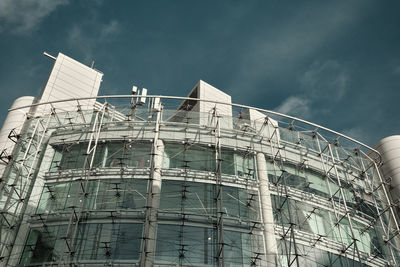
[56,102,108,266]
[0,111,52,264]
[2,95,399,267]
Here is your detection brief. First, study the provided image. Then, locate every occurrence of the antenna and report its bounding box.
[132,85,138,95]
[153,97,161,111]
[43,51,56,60]
[138,88,147,105]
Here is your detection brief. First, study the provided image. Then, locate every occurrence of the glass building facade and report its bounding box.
[0,95,398,267]
[0,53,399,266]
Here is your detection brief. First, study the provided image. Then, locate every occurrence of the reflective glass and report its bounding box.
[49,142,151,170]
[163,143,215,172]
[159,180,216,216]
[163,143,256,178]
[159,180,260,222]
[156,224,216,265]
[20,223,142,264]
[36,179,148,214]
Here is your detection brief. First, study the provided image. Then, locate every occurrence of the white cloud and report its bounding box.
[300,60,349,101]
[228,1,370,94]
[68,25,82,44]
[67,20,121,61]
[100,20,120,39]
[0,0,69,33]
[273,59,349,120]
[274,96,311,119]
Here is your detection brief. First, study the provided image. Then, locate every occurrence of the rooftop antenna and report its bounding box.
[138,88,147,105]
[43,51,56,60]
[132,85,138,95]
[90,60,95,69]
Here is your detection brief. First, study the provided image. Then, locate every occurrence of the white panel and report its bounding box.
[245,109,279,141]
[139,88,147,104]
[38,53,103,113]
[196,80,232,128]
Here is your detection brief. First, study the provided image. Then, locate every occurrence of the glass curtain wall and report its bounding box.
[20,223,143,265]
[163,142,255,178]
[49,141,152,171]
[12,105,400,267]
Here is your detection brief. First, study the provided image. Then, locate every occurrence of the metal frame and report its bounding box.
[1,95,398,267]
[6,94,384,162]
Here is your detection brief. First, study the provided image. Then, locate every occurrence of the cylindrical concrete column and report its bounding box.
[256,152,278,266]
[0,96,36,176]
[140,139,164,267]
[374,136,400,203]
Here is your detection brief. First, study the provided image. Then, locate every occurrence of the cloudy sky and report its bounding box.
[0,0,399,145]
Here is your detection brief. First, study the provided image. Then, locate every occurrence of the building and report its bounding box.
[0,52,399,267]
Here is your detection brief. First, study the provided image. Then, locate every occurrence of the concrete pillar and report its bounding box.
[0,96,36,177]
[256,152,278,266]
[374,136,400,203]
[140,139,164,267]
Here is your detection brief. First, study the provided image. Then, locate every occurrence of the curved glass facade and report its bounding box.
[0,96,399,267]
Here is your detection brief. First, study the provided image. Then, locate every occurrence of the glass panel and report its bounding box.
[21,223,142,264]
[271,194,386,260]
[104,142,151,168]
[159,180,260,222]
[163,143,215,172]
[36,179,148,214]
[159,180,216,216]
[221,150,255,178]
[20,226,59,264]
[163,143,256,178]
[49,142,151,170]
[156,224,216,265]
[114,223,142,259]
[75,223,100,260]
[49,149,62,171]
[58,143,87,170]
[276,239,364,267]
[221,150,235,175]
[222,186,260,222]
[36,183,71,214]
[65,181,79,210]
[224,231,260,266]
[267,160,357,203]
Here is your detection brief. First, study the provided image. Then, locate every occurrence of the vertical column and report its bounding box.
[214,115,225,267]
[256,152,278,266]
[141,139,164,266]
[0,96,36,178]
[140,103,163,267]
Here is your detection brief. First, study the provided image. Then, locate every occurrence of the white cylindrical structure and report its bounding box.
[256,152,278,266]
[140,138,164,267]
[0,96,36,175]
[374,135,400,202]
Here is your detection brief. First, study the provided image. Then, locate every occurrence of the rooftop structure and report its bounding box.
[0,52,399,266]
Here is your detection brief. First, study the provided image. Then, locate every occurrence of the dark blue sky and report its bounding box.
[0,0,399,145]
